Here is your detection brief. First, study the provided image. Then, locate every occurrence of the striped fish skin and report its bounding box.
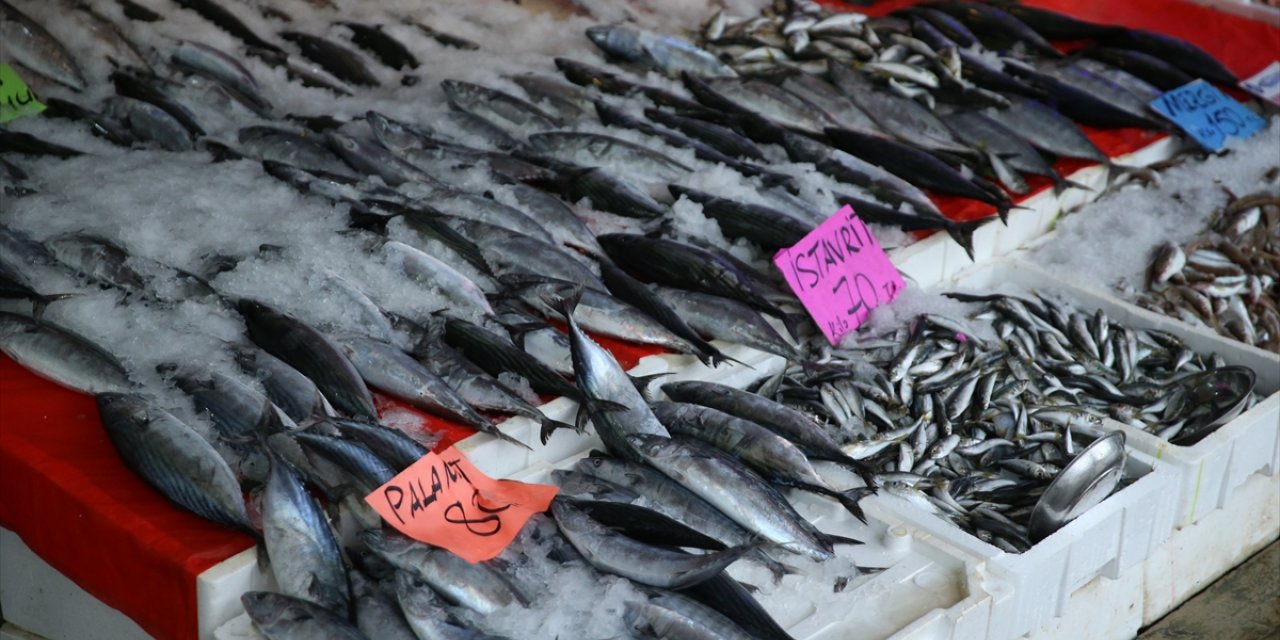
[0,312,131,394]
[96,393,253,533]
[262,457,350,617]
[241,591,368,640]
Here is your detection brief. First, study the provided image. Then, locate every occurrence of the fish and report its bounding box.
[652,401,871,521]
[281,31,380,87]
[96,393,254,533]
[597,234,788,320]
[237,126,355,177]
[0,0,87,91]
[1078,47,1195,91]
[261,455,350,617]
[510,73,594,121]
[442,316,581,402]
[555,288,670,453]
[0,131,85,158]
[394,572,511,640]
[329,418,427,471]
[110,70,206,138]
[114,97,201,152]
[170,367,287,443]
[1100,27,1238,85]
[349,570,417,640]
[624,594,758,640]
[1004,60,1168,131]
[441,80,562,137]
[237,299,379,421]
[172,42,273,117]
[642,107,767,160]
[628,434,840,560]
[550,499,753,588]
[525,131,692,183]
[944,109,1084,194]
[656,287,802,361]
[172,0,282,54]
[778,132,943,219]
[382,240,494,317]
[595,261,731,366]
[526,160,669,220]
[0,312,130,394]
[291,431,398,490]
[928,1,1062,58]
[339,22,419,70]
[503,273,706,356]
[360,530,530,614]
[232,344,328,424]
[586,24,736,78]
[661,380,877,485]
[334,334,528,449]
[669,184,814,251]
[555,57,707,112]
[505,183,601,255]
[240,592,367,640]
[823,127,1015,219]
[992,96,1108,163]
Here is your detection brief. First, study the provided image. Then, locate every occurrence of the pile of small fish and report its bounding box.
[745,290,1262,549]
[0,0,1265,637]
[1139,190,1280,352]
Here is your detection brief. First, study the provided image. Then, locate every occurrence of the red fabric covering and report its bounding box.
[0,3,1274,639]
[0,357,254,640]
[0,336,660,640]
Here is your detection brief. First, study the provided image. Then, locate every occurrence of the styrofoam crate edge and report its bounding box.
[956,257,1280,530]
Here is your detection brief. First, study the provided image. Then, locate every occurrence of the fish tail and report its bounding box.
[1051,173,1093,196]
[487,425,532,450]
[944,217,994,262]
[538,415,577,445]
[30,293,78,321]
[834,486,877,525]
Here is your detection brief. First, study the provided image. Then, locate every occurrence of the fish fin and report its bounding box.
[486,424,532,450]
[823,533,864,547]
[835,487,877,525]
[944,216,996,262]
[255,538,271,572]
[629,372,671,400]
[829,456,880,488]
[779,312,808,343]
[30,293,78,321]
[538,415,577,445]
[752,548,801,584]
[1050,174,1093,195]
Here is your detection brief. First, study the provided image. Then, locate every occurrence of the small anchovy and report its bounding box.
[441,79,562,138]
[338,22,419,70]
[173,41,273,116]
[586,24,737,78]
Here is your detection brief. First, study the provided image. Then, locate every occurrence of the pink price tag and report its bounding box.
[772,205,904,344]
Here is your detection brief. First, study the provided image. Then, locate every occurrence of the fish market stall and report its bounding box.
[1,0,1278,639]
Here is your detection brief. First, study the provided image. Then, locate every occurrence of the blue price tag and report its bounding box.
[1150,80,1267,151]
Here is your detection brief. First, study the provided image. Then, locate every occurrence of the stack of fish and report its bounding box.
[1139,190,1280,352]
[0,0,1265,637]
[741,291,1263,550]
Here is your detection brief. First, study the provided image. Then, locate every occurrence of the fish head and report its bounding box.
[240,591,295,628]
[95,392,149,424]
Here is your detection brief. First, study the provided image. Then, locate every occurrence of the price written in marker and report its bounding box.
[773,205,904,345]
[365,446,558,563]
[0,64,46,124]
[1240,61,1280,106]
[1150,79,1267,152]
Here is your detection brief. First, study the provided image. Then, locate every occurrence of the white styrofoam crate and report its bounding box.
[952,258,1280,530]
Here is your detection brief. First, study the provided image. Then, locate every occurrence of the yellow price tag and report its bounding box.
[0,64,47,124]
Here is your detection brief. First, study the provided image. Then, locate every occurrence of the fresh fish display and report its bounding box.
[1135,192,1280,352]
[0,0,1270,637]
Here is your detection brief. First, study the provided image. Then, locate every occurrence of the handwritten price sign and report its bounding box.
[1240,61,1280,106]
[773,205,903,345]
[1150,79,1266,152]
[365,447,557,563]
[0,64,46,124]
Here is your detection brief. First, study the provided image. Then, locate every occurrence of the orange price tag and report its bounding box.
[364,447,558,563]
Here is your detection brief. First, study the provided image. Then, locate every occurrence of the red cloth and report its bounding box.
[0,3,1275,639]
[0,357,254,640]
[0,337,659,640]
